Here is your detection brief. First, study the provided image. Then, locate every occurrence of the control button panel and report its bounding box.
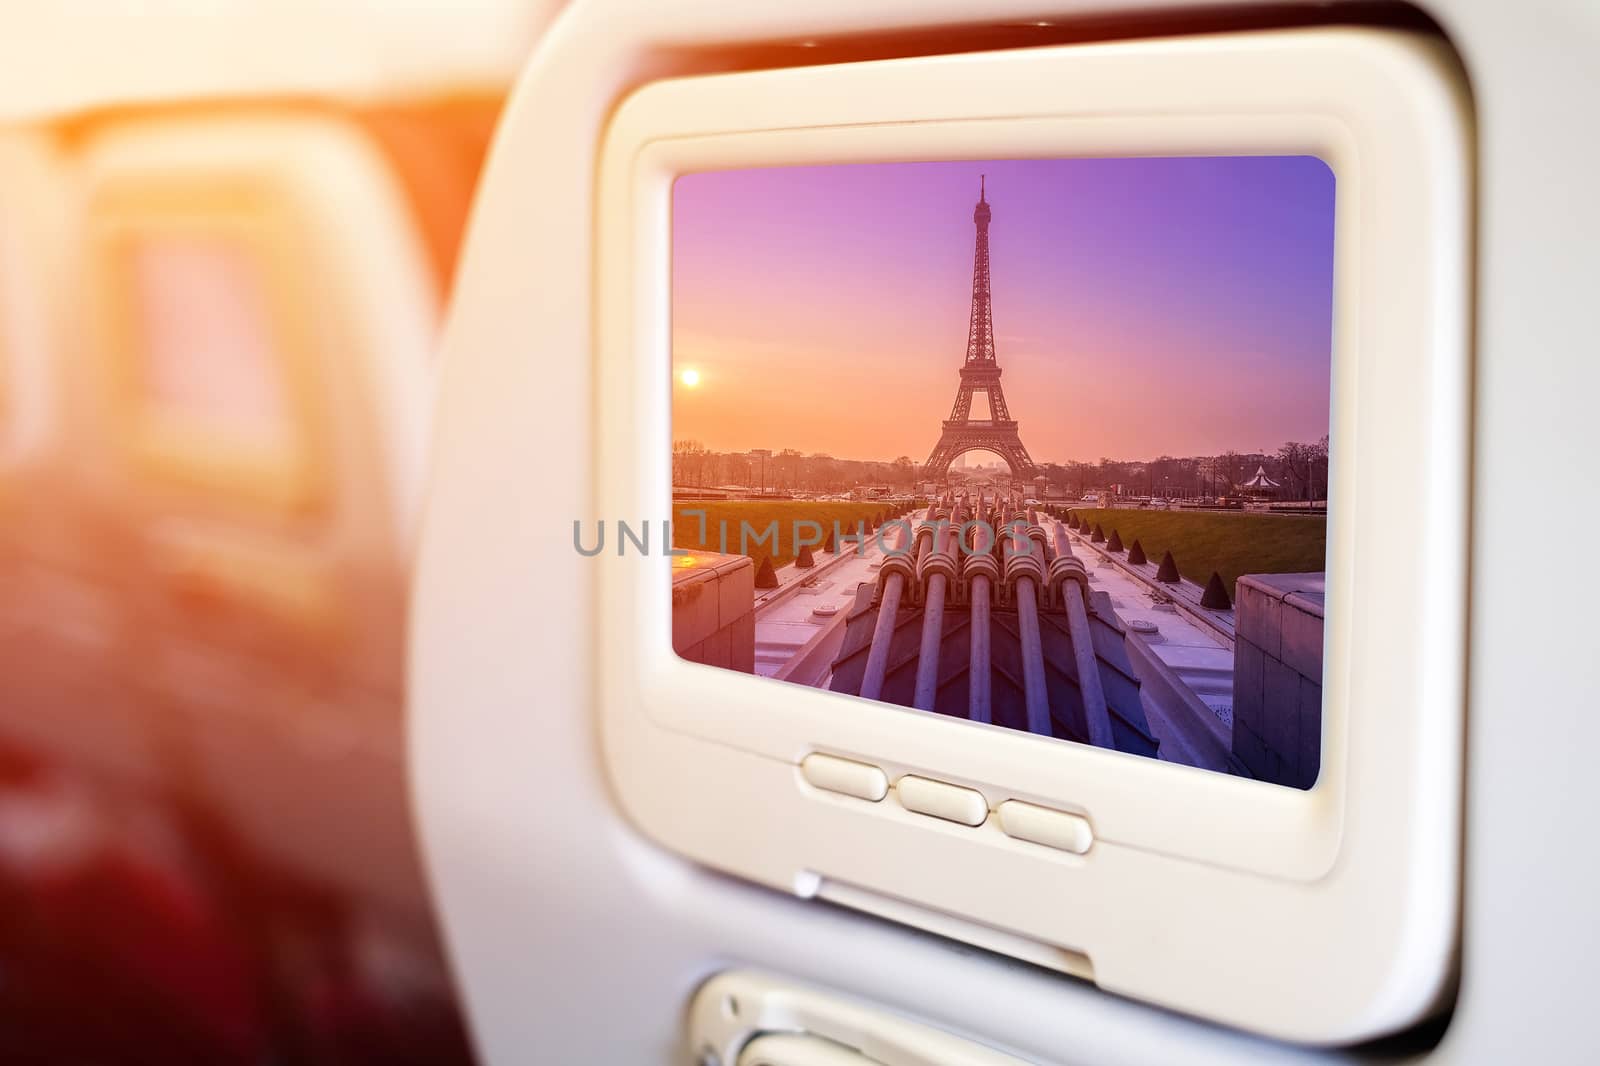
[895,775,988,826]
[800,753,888,802]
[996,799,1093,854]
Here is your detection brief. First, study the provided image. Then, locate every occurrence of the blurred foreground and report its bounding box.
[0,6,555,1060]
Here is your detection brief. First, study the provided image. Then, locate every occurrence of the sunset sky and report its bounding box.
[671,156,1334,465]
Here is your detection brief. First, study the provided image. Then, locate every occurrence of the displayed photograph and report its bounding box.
[669,157,1334,789]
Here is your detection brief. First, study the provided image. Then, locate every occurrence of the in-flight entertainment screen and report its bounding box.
[669,157,1334,790]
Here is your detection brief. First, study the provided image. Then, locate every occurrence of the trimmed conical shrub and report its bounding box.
[795,543,816,569]
[1090,524,1106,544]
[823,530,837,554]
[1155,550,1180,583]
[1107,530,1124,553]
[1127,539,1148,565]
[1067,513,1079,531]
[1201,570,1232,609]
[755,556,779,588]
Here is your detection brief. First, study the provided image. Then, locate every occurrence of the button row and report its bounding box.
[799,752,888,802]
[798,753,1093,854]
[897,774,987,826]
[995,799,1094,855]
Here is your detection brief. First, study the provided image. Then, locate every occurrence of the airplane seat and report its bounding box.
[56,109,440,929]
[0,132,154,779]
[0,134,65,481]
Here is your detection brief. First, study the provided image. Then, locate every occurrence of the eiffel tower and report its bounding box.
[922,177,1038,484]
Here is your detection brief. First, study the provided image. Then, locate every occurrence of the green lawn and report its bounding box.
[671,501,902,568]
[1064,508,1326,591]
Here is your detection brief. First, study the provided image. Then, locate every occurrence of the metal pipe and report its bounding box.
[1062,586,1114,748]
[1002,521,1051,735]
[1050,523,1073,565]
[860,519,913,702]
[912,572,947,709]
[912,515,960,710]
[859,572,903,702]
[1013,576,1051,735]
[968,573,992,723]
[1050,522,1114,747]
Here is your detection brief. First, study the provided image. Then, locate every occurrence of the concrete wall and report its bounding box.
[1231,572,1324,789]
[671,551,755,672]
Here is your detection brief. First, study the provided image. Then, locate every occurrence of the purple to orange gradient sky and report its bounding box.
[671,157,1334,464]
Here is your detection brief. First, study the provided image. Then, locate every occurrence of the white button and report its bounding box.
[997,800,1093,854]
[801,753,888,802]
[895,775,988,826]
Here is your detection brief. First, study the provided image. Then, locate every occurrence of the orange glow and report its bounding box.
[672,160,1334,464]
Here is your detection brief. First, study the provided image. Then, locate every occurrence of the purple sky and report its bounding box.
[672,156,1335,464]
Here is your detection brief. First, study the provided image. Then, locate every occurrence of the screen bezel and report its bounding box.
[618,119,1359,881]
[594,28,1469,1042]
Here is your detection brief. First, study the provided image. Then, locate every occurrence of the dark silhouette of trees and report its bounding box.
[672,436,1330,502]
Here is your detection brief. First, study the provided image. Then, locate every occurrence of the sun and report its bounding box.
[679,368,701,388]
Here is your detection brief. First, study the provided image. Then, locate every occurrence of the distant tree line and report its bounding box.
[673,435,1330,501]
[1032,436,1331,501]
[672,441,920,493]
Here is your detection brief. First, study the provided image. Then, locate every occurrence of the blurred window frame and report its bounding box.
[88,177,329,518]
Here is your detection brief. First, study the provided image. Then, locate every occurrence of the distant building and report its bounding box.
[1241,465,1281,496]
[671,552,755,672]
